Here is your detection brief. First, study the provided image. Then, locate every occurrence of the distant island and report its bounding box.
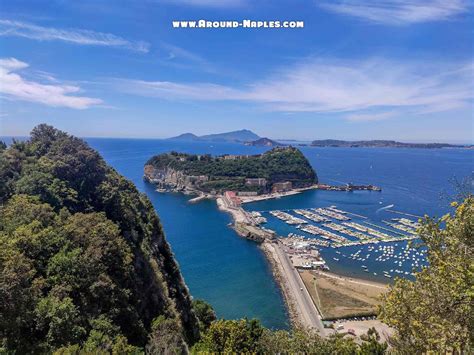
[168,129,261,143]
[144,147,317,195]
[310,139,467,149]
[167,132,471,149]
[244,137,284,147]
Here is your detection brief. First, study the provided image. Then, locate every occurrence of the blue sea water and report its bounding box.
[244,147,473,283]
[84,139,289,329]
[2,136,473,328]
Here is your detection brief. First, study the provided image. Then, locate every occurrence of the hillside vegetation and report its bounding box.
[379,197,473,353]
[0,125,199,353]
[146,147,317,193]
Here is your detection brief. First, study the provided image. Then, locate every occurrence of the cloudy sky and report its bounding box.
[0,0,472,142]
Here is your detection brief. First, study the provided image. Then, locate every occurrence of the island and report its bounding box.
[168,129,261,143]
[244,137,285,147]
[310,139,466,149]
[144,146,317,195]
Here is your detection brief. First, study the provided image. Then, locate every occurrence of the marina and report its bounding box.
[260,207,420,248]
[243,204,428,283]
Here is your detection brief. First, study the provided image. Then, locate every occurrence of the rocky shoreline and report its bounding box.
[259,241,302,328]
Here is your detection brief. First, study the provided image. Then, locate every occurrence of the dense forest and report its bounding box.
[146,147,317,193]
[0,125,200,352]
[0,125,471,353]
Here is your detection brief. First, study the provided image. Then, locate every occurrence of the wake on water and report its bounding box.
[377,204,394,213]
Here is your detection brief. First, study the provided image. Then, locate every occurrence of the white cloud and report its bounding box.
[110,58,473,118]
[162,43,205,63]
[0,57,102,109]
[318,0,470,25]
[159,43,217,73]
[0,19,149,52]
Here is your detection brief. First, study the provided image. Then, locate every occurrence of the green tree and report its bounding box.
[35,296,86,348]
[146,316,187,355]
[358,327,387,354]
[192,318,264,353]
[0,125,200,352]
[379,198,473,353]
[192,299,216,331]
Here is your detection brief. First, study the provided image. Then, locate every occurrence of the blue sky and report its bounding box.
[0,0,473,142]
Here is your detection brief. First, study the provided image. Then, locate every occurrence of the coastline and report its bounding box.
[214,188,392,336]
[259,240,327,333]
[159,184,392,335]
[259,241,300,327]
[216,194,324,330]
[239,185,318,204]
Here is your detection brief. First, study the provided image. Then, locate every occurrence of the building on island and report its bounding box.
[224,191,241,207]
[184,175,209,185]
[221,154,251,160]
[237,191,259,197]
[272,181,293,193]
[245,178,267,187]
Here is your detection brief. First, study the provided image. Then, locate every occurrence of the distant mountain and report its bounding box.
[200,129,260,142]
[168,129,260,142]
[168,133,200,141]
[311,139,464,149]
[244,137,285,147]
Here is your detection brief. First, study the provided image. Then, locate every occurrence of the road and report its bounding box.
[271,242,326,334]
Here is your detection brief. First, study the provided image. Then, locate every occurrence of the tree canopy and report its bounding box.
[379,197,473,353]
[146,147,318,193]
[0,125,199,353]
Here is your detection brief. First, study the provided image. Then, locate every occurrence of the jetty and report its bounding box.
[315,183,382,192]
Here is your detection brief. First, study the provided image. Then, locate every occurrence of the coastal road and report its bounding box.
[272,242,326,334]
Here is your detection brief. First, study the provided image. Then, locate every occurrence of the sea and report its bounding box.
[2,136,473,329]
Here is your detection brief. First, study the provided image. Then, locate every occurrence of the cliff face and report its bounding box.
[144,164,203,191]
[0,125,200,351]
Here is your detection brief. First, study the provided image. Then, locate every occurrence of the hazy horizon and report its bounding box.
[1,129,472,145]
[0,1,473,142]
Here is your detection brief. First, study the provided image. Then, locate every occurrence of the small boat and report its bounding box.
[333,258,339,261]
